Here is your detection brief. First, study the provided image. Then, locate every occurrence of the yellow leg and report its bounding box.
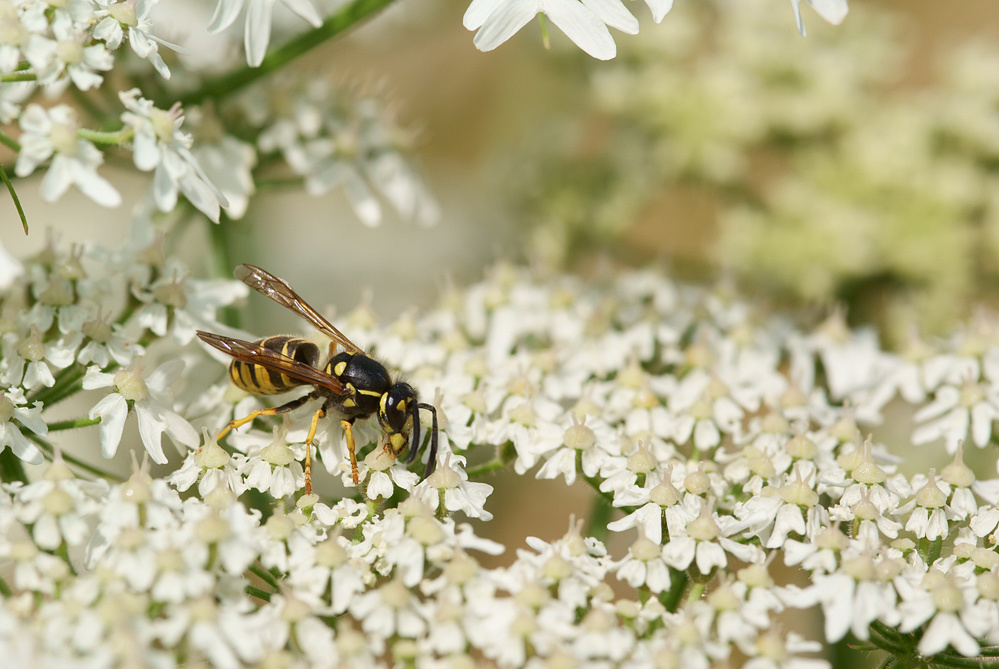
[303,408,325,494]
[341,419,359,484]
[199,407,283,453]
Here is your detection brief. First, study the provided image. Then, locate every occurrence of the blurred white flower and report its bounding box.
[789,0,848,36]
[92,0,172,78]
[463,0,638,60]
[15,104,121,207]
[119,88,228,222]
[207,0,322,67]
[23,12,113,91]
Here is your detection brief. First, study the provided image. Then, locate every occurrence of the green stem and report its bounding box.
[867,627,909,657]
[0,572,11,597]
[581,471,623,510]
[246,585,272,601]
[0,447,28,484]
[255,177,307,192]
[584,483,614,543]
[27,364,87,407]
[870,621,906,646]
[0,162,28,235]
[208,213,241,329]
[925,653,999,668]
[0,130,21,152]
[464,441,517,478]
[465,457,506,478]
[250,563,281,591]
[177,0,397,108]
[660,567,687,613]
[78,128,132,146]
[47,417,102,431]
[1,73,36,82]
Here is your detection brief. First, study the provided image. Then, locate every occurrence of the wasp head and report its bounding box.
[378,382,438,478]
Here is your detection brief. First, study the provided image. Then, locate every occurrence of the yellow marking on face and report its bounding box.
[389,433,407,453]
[334,361,347,376]
[380,393,388,413]
[397,399,406,413]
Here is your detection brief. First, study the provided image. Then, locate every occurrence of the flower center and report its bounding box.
[149,107,176,144]
[109,1,137,27]
[114,366,148,402]
[49,121,79,156]
[56,40,84,66]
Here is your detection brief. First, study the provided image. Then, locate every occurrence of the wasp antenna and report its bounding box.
[407,401,422,465]
[419,402,438,479]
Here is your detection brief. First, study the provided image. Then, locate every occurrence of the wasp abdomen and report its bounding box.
[229,336,320,395]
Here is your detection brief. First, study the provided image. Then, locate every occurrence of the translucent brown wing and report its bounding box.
[197,331,348,395]
[234,264,365,355]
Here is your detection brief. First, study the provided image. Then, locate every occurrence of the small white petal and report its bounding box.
[90,393,128,459]
[541,0,617,60]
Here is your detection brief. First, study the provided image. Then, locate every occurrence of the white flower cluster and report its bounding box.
[0,235,248,467]
[0,0,170,106]
[5,245,999,665]
[233,77,438,226]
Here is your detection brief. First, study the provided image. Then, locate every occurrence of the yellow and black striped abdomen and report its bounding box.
[229,336,321,395]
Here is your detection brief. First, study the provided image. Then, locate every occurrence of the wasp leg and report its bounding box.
[303,407,325,494]
[341,419,359,485]
[207,393,316,450]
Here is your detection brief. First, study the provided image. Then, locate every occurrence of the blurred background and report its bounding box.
[5,0,999,576]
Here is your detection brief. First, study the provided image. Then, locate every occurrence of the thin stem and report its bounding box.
[584,482,614,543]
[926,653,999,668]
[581,471,624,510]
[0,130,21,152]
[47,417,102,431]
[465,457,506,477]
[177,0,397,108]
[250,563,281,591]
[208,213,241,328]
[660,567,688,613]
[246,585,272,602]
[78,128,132,146]
[0,162,28,235]
[464,441,517,478]
[870,621,906,646]
[1,73,36,82]
[28,364,87,407]
[0,572,11,597]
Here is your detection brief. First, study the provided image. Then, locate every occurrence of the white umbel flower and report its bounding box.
[119,88,228,222]
[15,104,121,207]
[83,359,200,463]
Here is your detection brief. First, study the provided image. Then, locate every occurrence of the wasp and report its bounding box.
[196,264,438,492]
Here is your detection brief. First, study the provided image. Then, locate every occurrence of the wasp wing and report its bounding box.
[235,264,366,355]
[197,331,349,395]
